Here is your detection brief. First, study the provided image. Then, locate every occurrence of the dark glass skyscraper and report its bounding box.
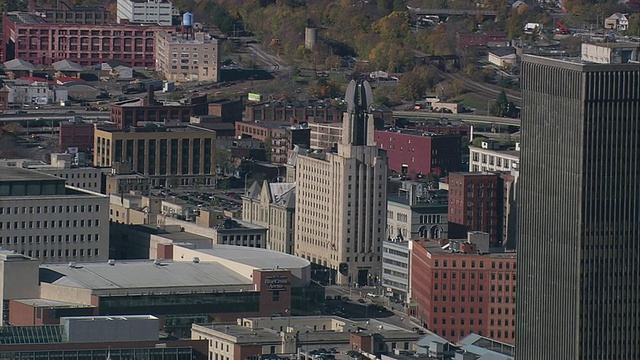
[516,55,640,359]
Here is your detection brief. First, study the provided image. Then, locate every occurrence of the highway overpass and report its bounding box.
[412,8,497,17]
[392,111,521,127]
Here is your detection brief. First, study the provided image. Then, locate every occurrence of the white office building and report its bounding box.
[117,0,174,26]
[0,168,109,263]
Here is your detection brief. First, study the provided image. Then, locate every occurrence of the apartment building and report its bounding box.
[117,0,174,26]
[410,237,516,344]
[0,168,109,263]
[242,180,296,255]
[447,172,503,245]
[309,122,342,150]
[94,123,216,187]
[294,80,387,286]
[155,31,219,82]
[235,121,311,164]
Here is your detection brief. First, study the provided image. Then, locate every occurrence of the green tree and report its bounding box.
[398,66,441,100]
[627,13,640,37]
[491,90,509,117]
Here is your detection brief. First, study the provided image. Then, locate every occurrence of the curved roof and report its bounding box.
[195,244,310,270]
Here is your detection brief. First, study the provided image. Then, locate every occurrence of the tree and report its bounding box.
[398,66,441,100]
[491,90,509,117]
[263,137,272,162]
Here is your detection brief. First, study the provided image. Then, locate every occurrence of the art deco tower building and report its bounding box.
[516,55,640,359]
[294,80,388,286]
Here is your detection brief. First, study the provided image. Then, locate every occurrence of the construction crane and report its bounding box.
[555,20,569,35]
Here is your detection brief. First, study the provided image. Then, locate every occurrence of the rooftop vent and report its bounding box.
[193,257,200,263]
[107,259,116,266]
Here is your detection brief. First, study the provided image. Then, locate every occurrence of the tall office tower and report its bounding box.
[295,80,388,286]
[516,55,640,359]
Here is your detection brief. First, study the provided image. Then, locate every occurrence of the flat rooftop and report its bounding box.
[13,299,95,309]
[468,145,520,158]
[39,260,252,291]
[0,167,61,182]
[422,241,516,258]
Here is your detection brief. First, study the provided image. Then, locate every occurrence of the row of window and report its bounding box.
[0,205,100,215]
[433,259,516,269]
[0,233,100,244]
[434,271,516,281]
[0,219,100,230]
[434,283,516,292]
[12,248,100,258]
[433,295,516,304]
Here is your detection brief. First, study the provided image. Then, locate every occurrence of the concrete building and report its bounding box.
[105,172,151,196]
[25,246,315,336]
[410,237,517,344]
[516,55,640,359]
[468,141,519,173]
[93,122,217,187]
[236,121,311,164]
[581,42,640,64]
[156,31,219,82]
[386,184,448,241]
[109,192,161,226]
[294,80,387,286]
[117,0,174,26]
[0,251,39,325]
[309,122,342,150]
[487,47,517,68]
[376,129,461,179]
[242,180,296,254]
[0,315,208,358]
[381,240,410,302]
[0,167,109,262]
[5,77,68,105]
[2,12,173,67]
[447,172,502,246]
[191,316,420,360]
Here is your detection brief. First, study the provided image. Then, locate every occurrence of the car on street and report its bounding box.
[357,298,366,304]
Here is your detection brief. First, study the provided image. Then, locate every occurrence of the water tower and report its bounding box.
[304,19,317,51]
[182,12,193,39]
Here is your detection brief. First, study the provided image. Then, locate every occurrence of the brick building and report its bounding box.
[3,12,173,67]
[31,3,110,25]
[447,172,503,245]
[375,129,462,179]
[58,121,94,152]
[244,100,343,123]
[456,32,508,49]
[109,88,209,128]
[410,237,516,344]
[235,121,311,164]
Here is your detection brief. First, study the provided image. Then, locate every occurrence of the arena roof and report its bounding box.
[39,260,252,291]
[191,244,311,270]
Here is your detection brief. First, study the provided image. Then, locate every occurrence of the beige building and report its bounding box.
[294,81,388,286]
[309,122,342,150]
[0,250,40,324]
[94,124,217,187]
[468,141,520,172]
[0,168,109,262]
[242,180,296,255]
[109,192,162,225]
[155,31,219,82]
[191,316,420,360]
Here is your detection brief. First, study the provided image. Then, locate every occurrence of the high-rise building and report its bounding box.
[294,80,388,286]
[516,55,640,359]
[0,168,109,263]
